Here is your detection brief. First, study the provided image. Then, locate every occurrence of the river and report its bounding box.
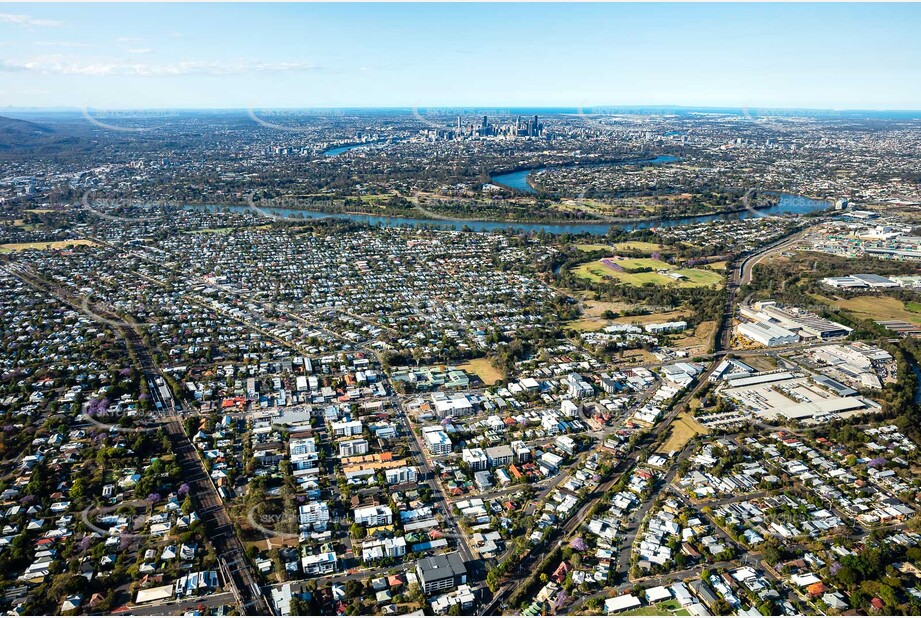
[323,140,387,157]
[192,192,829,236]
[490,155,679,194]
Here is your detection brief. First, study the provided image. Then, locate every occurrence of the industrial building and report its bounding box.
[737,321,800,347]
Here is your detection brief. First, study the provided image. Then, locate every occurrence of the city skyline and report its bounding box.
[1,3,920,110]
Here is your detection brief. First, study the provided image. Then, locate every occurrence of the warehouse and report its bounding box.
[737,321,800,347]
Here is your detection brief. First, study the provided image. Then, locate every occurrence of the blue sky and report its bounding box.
[1,3,919,110]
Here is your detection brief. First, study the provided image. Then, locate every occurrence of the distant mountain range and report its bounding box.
[0,115,90,156]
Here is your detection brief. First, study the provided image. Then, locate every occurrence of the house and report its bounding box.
[61,594,83,613]
[605,594,641,614]
[823,592,849,610]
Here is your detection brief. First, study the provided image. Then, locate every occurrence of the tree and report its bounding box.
[406,583,422,604]
[69,478,87,506]
[350,523,366,540]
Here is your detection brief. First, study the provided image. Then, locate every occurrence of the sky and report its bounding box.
[0,3,920,110]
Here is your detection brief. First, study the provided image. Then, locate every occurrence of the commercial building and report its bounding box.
[416,552,468,595]
[757,303,852,340]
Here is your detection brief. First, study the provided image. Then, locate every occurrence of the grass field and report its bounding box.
[613,309,691,326]
[458,358,504,385]
[568,318,612,332]
[582,298,638,317]
[0,239,98,253]
[658,412,709,454]
[574,243,614,252]
[2,220,41,231]
[568,297,644,331]
[612,241,671,254]
[744,355,779,372]
[572,258,722,289]
[813,294,921,326]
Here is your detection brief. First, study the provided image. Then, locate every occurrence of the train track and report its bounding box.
[1,261,272,615]
[164,418,273,615]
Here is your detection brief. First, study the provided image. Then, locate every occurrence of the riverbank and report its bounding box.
[187,192,831,236]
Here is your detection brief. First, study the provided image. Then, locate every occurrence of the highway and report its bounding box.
[738,227,811,287]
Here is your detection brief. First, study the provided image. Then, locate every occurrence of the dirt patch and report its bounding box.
[658,413,709,454]
[0,239,98,253]
[458,358,504,385]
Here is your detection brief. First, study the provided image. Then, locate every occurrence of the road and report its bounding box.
[738,228,810,287]
[392,395,479,567]
[114,592,236,616]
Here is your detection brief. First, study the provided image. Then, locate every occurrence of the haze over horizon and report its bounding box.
[1,3,920,111]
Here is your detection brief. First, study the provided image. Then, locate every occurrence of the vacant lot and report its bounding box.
[658,412,709,454]
[458,358,504,385]
[574,241,672,255]
[814,294,921,326]
[581,297,638,317]
[670,320,716,353]
[620,349,659,365]
[0,240,98,253]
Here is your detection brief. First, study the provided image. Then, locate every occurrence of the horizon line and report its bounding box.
[4,104,921,114]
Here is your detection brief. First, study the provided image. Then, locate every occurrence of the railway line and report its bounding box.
[0,260,272,615]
